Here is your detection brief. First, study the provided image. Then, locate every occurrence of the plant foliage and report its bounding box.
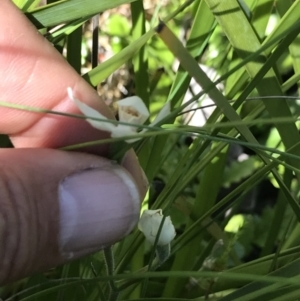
[2,0,300,300]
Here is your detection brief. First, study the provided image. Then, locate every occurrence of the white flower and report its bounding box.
[67,88,170,143]
[138,209,176,246]
[117,97,149,129]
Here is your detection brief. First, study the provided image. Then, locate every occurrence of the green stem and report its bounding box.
[103,247,119,300]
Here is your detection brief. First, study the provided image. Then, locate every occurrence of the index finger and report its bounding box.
[0,0,148,197]
[0,0,113,151]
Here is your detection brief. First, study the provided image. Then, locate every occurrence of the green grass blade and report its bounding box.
[204,0,300,154]
[131,1,149,106]
[66,25,82,73]
[251,0,274,40]
[260,171,292,257]
[162,144,229,297]
[143,0,216,182]
[218,258,300,301]
[26,0,140,28]
[82,30,154,87]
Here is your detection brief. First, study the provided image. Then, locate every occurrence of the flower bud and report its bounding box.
[138,209,176,246]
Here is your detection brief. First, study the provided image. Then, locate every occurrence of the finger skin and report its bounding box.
[0,2,149,284]
[0,0,147,283]
[0,149,141,284]
[0,1,148,197]
[0,0,113,146]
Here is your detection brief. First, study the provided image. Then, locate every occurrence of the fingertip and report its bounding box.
[59,164,141,259]
[0,149,141,283]
[122,149,149,200]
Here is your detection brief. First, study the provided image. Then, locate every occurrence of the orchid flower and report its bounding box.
[67,88,170,143]
[138,209,176,246]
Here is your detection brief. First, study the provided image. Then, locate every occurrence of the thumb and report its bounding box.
[0,149,140,284]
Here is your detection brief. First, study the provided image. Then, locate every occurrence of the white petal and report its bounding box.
[138,209,162,245]
[138,209,176,245]
[118,96,150,126]
[86,118,117,133]
[67,87,116,133]
[111,125,142,143]
[158,216,176,245]
[151,101,171,126]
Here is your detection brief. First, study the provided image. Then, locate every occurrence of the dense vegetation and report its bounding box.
[2,0,300,300]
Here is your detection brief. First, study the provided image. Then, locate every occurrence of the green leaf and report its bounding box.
[82,30,154,87]
[26,0,140,28]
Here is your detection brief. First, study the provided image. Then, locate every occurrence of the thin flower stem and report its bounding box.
[155,244,171,265]
[116,258,164,293]
[103,247,119,300]
[91,14,99,70]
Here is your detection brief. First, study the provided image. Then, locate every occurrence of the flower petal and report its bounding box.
[158,216,176,245]
[138,209,176,245]
[111,125,142,143]
[67,87,116,133]
[118,96,150,126]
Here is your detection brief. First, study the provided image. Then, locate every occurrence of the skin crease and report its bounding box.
[0,0,148,283]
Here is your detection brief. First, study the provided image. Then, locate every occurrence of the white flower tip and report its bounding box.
[138,209,176,246]
[67,87,74,100]
[66,87,116,134]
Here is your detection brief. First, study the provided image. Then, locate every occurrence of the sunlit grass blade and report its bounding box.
[206,0,300,157]
[251,0,274,41]
[26,0,140,28]
[14,0,40,11]
[277,3,300,94]
[83,30,154,87]
[223,0,300,100]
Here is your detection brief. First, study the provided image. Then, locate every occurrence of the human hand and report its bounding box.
[0,0,147,284]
